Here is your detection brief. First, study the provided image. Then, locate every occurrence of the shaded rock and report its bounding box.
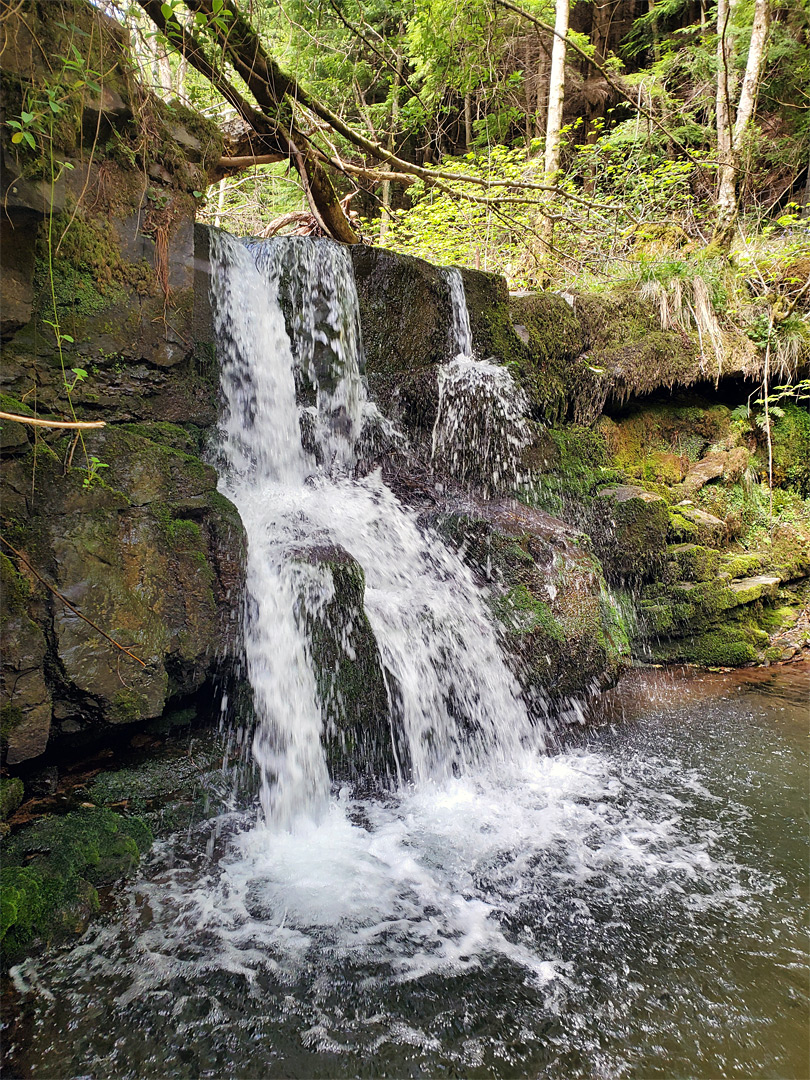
[591,485,669,585]
[433,500,629,703]
[0,426,245,764]
[290,544,407,788]
[681,452,726,496]
[0,807,152,961]
[672,505,726,546]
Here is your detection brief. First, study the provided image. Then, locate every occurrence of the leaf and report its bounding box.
[20,111,35,123]
[11,131,24,144]
[60,334,75,344]
[71,367,87,379]
[22,132,35,149]
[212,0,223,12]
[160,2,174,18]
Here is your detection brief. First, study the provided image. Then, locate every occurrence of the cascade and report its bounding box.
[210,232,538,825]
[444,267,473,357]
[433,268,531,493]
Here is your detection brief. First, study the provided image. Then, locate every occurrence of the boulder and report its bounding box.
[290,544,406,788]
[433,500,629,703]
[0,425,245,763]
[591,485,670,585]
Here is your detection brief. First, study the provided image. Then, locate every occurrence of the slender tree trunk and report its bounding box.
[380,43,404,244]
[464,91,474,153]
[714,0,770,248]
[535,39,550,141]
[540,0,569,249]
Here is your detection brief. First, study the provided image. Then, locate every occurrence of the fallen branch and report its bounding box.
[0,411,106,429]
[0,536,147,668]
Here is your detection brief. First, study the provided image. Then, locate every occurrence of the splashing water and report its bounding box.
[432,357,531,493]
[434,269,531,492]
[210,231,536,824]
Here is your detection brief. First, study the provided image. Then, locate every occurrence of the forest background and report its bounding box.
[6,0,810,384]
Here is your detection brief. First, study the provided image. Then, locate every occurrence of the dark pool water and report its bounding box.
[3,663,808,1079]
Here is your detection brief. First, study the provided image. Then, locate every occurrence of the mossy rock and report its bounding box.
[572,289,702,408]
[667,544,721,583]
[433,503,629,701]
[291,544,406,788]
[0,777,24,820]
[1,425,245,763]
[590,485,669,586]
[1,807,152,960]
[767,403,810,496]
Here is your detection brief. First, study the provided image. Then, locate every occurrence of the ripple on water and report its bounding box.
[4,666,808,1080]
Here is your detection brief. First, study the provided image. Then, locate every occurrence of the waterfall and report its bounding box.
[434,268,531,493]
[432,358,531,493]
[444,267,473,358]
[210,232,538,826]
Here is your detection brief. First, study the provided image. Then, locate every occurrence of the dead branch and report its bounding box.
[0,411,106,429]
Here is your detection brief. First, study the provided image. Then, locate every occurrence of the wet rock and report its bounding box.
[433,501,629,703]
[0,807,152,961]
[591,485,669,585]
[290,544,407,788]
[0,426,245,764]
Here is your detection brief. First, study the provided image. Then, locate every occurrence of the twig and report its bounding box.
[0,536,147,667]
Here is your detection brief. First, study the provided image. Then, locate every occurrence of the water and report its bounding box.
[433,268,531,493]
[4,664,808,1078]
[432,358,531,493]
[210,232,535,823]
[3,241,806,1078]
[445,267,473,358]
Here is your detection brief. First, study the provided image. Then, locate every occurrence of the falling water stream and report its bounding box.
[3,238,807,1080]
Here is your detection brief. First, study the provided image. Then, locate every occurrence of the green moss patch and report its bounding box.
[1,808,152,959]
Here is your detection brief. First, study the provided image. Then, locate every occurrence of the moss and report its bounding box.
[109,688,149,725]
[573,289,701,408]
[493,584,565,640]
[671,631,757,667]
[120,422,198,453]
[720,551,767,579]
[668,509,700,543]
[668,544,720,582]
[0,554,30,614]
[1,807,152,958]
[0,777,24,820]
[0,704,24,739]
[0,393,36,418]
[590,486,670,585]
[768,403,810,496]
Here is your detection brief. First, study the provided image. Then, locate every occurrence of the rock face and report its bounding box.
[291,544,406,788]
[0,3,241,766]
[434,501,629,705]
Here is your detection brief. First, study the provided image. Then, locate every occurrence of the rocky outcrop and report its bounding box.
[0,3,240,767]
[291,544,406,788]
[432,501,629,705]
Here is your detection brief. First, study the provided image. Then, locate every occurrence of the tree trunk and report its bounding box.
[714,0,770,248]
[464,92,474,153]
[540,0,569,249]
[380,42,404,244]
[178,0,359,244]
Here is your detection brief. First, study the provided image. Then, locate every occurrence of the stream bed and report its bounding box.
[3,662,807,1079]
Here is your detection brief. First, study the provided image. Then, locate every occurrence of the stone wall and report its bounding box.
[1,2,243,767]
